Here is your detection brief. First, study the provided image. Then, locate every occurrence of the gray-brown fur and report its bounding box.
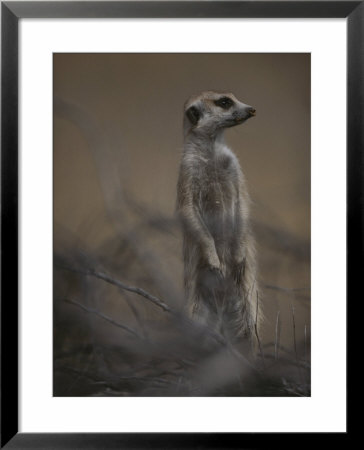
[176,91,261,345]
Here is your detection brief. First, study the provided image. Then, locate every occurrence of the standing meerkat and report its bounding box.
[177,91,261,345]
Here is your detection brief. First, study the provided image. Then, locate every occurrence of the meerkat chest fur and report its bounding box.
[193,143,243,244]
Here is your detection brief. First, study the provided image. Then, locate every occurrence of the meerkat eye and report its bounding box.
[214,97,234,110]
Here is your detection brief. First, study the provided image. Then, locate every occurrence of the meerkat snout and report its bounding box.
[248,107,256,116]
[233,106,256,123]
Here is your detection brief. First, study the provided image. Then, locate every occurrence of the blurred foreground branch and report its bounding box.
[56,263,171,312]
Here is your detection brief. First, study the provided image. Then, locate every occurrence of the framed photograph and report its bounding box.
[1,1,358,447]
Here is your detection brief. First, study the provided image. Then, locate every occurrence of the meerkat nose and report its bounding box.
[248,107,256,117]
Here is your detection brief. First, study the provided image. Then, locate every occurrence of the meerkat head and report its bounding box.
[184,91,256,136]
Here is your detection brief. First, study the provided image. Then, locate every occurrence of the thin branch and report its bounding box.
[57,264,171,312]
[290,302,298,362]
[58,365,182,389]
[264,284,310,293]
[304,324,307,364]
[62,298,142,339]
[274,310,281,361]
[254,291,265,367]
[235,350,310,370]
[289,301,307,384]
[262,342,295,357]
[123,293,149,340]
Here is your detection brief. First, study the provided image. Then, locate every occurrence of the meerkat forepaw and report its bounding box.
[209,265,225,280]
[206,250,220,269]
[233,259,246,285]
[219,261,227,277]
[206,253,225,278]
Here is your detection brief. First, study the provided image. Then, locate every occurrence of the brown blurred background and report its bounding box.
[53,53,310,395]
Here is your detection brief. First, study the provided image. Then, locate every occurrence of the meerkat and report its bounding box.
[176,91,261,345]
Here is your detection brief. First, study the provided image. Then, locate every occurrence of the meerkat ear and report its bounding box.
[186,105,200,126]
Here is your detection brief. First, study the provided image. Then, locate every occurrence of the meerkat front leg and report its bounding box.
[177,168,224,276]
[182,204,223,274]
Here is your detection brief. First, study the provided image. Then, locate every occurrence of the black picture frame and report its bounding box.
[1,1,359,448]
